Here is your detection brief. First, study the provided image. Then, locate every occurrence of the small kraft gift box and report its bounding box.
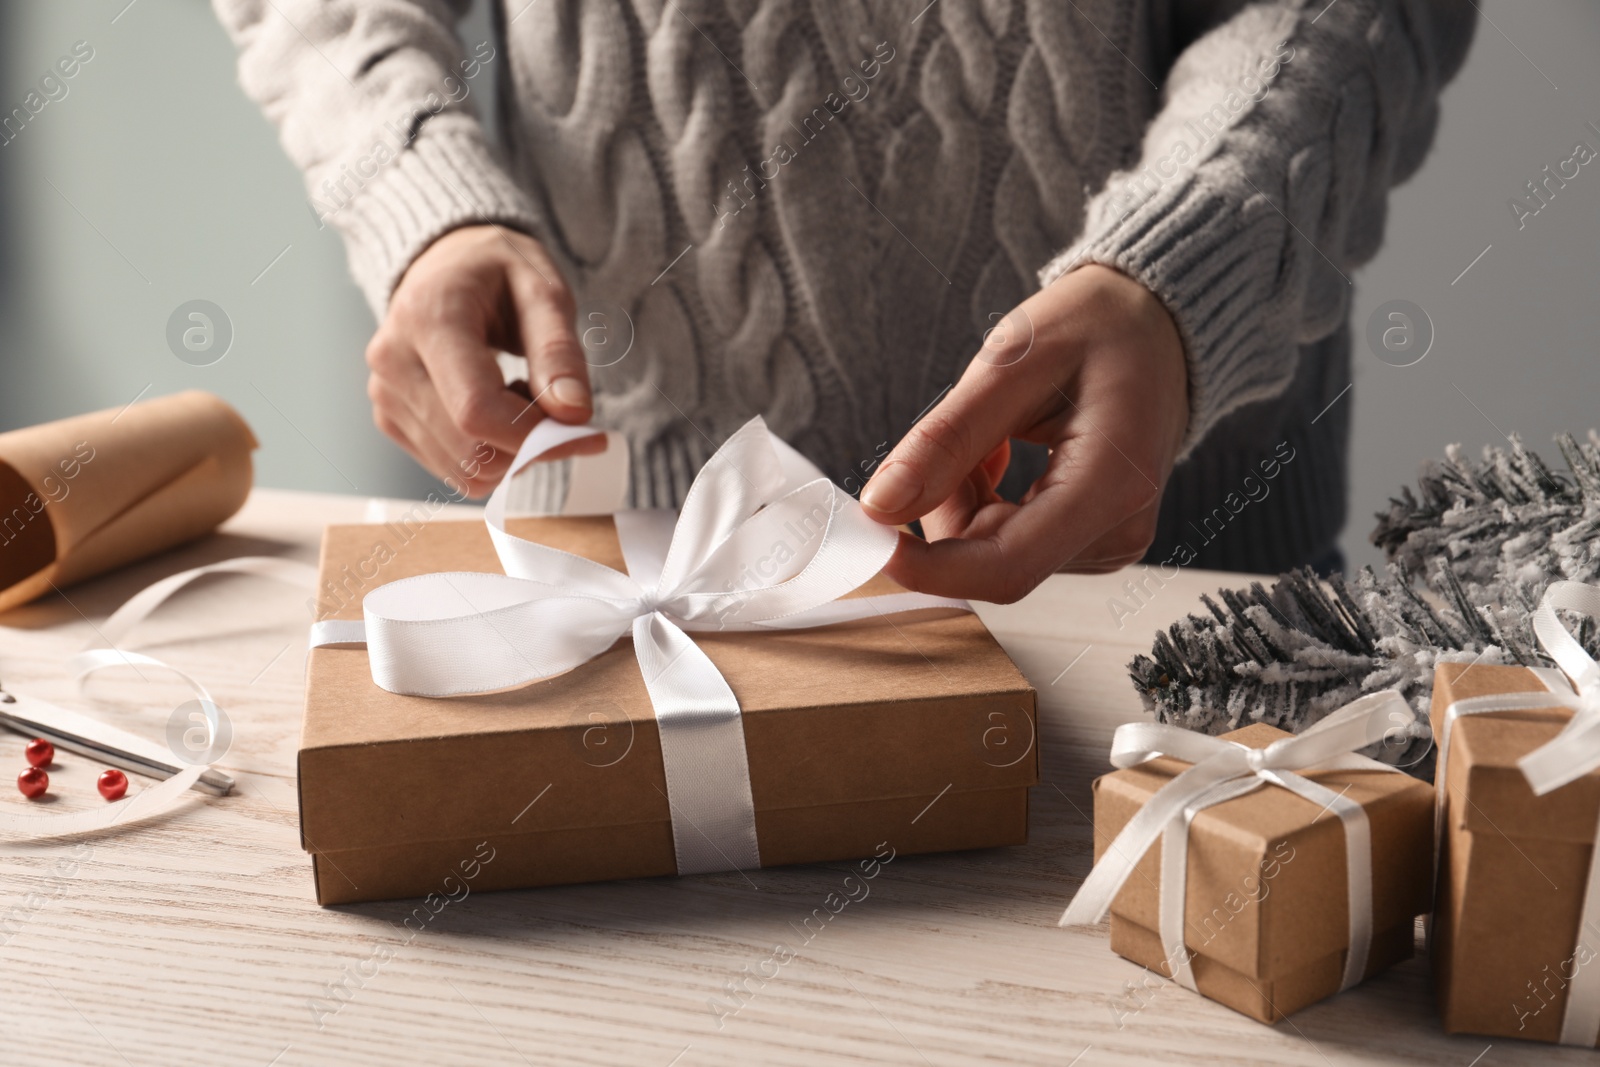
[1061,694,1434,1023]
[1429,581,1600,1047]
[297,418,1038,905]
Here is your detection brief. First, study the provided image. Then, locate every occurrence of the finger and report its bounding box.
[498,382,609,462]
[914,439,1016,545]
[513,272,592,423]
[860,359,1042,524]
[398,338,523,483]
[418,419,510,498]
[884,431,1157,603]
[368,334,452,478]
[370,352,512,496]
[917,463,1002,544]
[373,373,507,495]
[978,439,1011,492]
[419,408,514,496]
[391,370,601,490]
[369,385,424,467]
[413,309,537,456]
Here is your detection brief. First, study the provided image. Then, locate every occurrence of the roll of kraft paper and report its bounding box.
[0,390,256,613]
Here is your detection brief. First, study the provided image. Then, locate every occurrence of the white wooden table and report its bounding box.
[0,489,1574,1066]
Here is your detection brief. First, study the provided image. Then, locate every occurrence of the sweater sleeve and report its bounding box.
[1039,0,1475,457]
[211,0,543,315]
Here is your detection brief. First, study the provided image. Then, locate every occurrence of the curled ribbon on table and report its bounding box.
[0,556,318,838]
[1435,580,1600,1046]
[309,416,968,876]
[1059,691,1411,994]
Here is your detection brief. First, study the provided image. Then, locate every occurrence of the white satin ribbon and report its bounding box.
[1434,580,1600,1046]
[1060,691,1411,994]
[0,557,318,838]
[309,416,967,876]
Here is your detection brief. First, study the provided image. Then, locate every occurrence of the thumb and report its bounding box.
[860,361,1035,524]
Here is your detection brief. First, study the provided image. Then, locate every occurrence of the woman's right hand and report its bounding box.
[364,225,594,497]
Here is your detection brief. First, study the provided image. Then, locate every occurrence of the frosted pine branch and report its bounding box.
[1128,432,1600,777]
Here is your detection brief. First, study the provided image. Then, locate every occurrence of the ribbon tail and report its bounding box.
[1519,584,1600,1041]
[1060,758,1244,927]
[0,764,207,839]
[89,556,318,647]
[1159,807,1197,989]
[1267,770,1372,990]
[633,613,761,875]
[1560,844,1600,1045]
[1160,777,1263,990]
[309,619,367,648]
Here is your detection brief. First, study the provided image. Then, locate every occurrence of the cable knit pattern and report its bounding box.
[213,0,1474,567]
[1043,0,1475,457]
[212,0,547,312]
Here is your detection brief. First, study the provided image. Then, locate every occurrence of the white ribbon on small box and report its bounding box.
[309,415,967,875]
[1059,692,1412,994]
[1435,580,1600,1047]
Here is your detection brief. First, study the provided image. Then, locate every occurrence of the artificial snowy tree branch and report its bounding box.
[1128,432,1600,776]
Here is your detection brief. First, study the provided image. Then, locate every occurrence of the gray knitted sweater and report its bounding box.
[215,0,1474,572]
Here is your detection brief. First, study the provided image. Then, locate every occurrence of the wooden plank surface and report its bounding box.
[0,489,1572,1066]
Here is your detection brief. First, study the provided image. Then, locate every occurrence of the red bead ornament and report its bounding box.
[97,769,128,801]
[17,767,47,799]
[24,738,54,768]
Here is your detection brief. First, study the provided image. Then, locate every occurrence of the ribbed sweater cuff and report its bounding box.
[1038,172,1295,463]
[332,117,544,316]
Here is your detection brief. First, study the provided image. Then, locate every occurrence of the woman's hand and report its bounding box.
[364,225,594,496]
[860,265,1190,603]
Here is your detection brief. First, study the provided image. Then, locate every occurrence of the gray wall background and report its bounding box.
[0,1,1594,573]
[1339,2,1600,570]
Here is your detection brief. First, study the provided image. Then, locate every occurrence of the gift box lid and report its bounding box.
[1429,661,1600,846]
[298,516,1038,856]
[1093,722,1434,983]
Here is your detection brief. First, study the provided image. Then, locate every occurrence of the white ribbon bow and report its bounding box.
[1060,691,1411,994]
[311,416,966,876]
[1435,580,1600,1046]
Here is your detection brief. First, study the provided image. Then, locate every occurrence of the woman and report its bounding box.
[215,0,1474,601]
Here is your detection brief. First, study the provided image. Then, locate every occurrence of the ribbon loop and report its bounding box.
[1510,582,1600,795]
[1433,580,1600,1046]
[654,418,791,596]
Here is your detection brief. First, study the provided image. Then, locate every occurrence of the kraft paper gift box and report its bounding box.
[1084,720,1434,1023]
[1429,660,1600,1045]
[297,515,1039,905]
